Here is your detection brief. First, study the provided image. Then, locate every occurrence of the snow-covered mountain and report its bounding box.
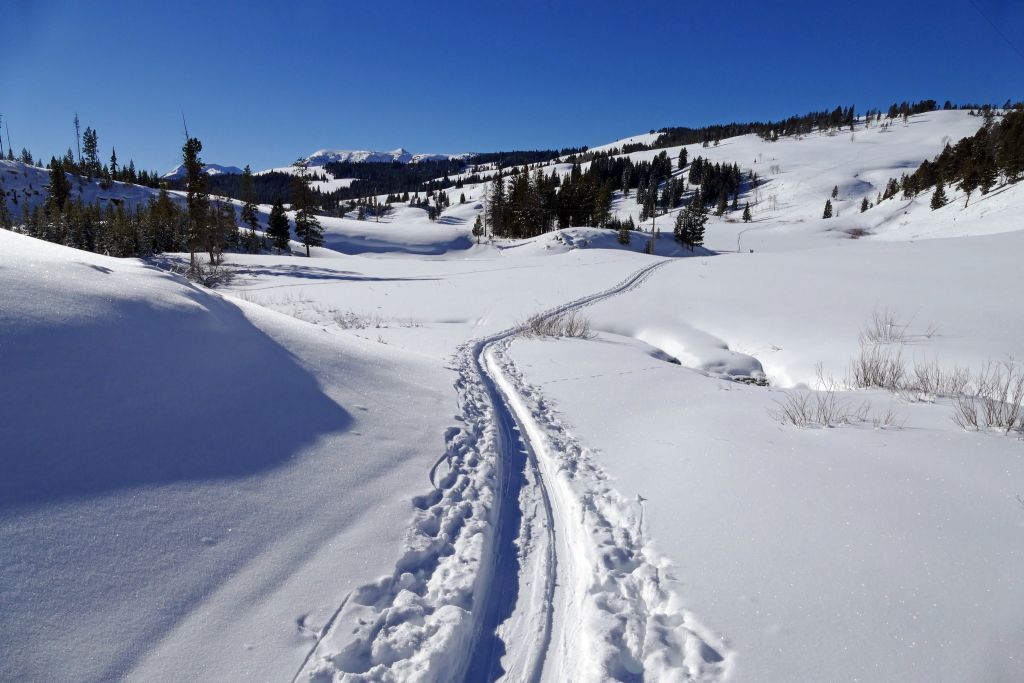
[161,162,244,180]
[298,147,473,167]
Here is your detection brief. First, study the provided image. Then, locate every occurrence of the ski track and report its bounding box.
[298,258,733,682]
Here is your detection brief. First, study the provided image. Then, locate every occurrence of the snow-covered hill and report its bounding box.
[1,158,164,212]
[0,229,452,682]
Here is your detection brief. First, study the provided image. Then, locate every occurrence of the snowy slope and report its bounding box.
[1,158,165,213]
[5,106,1024,683]
[0,230,453,682]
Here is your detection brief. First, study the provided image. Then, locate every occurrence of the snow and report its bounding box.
[0,230,452,682]
[4,108,1023,682]
[509,332,1024,682]
[1,158,165,213]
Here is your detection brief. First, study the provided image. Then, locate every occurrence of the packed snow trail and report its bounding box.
[299,258,732,682]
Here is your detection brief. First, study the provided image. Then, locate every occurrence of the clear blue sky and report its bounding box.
[2,0,1021,174]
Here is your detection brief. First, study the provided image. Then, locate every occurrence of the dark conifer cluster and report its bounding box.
[9,136,272,261]
[36,119,163,189]
[16,186,248,258]
[880,108,1024,209]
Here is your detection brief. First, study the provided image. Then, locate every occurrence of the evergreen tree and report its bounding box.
[677,147,688,170]
[209,198,237,259]
[74,113,82,165]
[675,200,708,251]
[81,126,99,178]
[860,196,869,213]
[742,202,752,222]
[239,165,261,252]
[472,214,484,243]
[47,159,72,210]
[715,192,727,216]
[267,199,291,253]
[182,136,209,266]
[109,148,118,179]
[930,178,947,210]
[0,187,10,228]
[617,221,630,245]
[831,185,839,199]
[292,165,323,256]
[822,199,833,219]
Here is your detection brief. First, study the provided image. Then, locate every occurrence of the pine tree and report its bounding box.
[618,221,631,245]
[860,197,869,213]
[182,136,209,266]
[675,201,707,251]
[0,187,10,228]
[239,165,261,252]
[472,215,484,243]
[742,202,752,222]
[292,165,323,256]
[677,147,688,170]
[47,159,72,210]
[82,127,100,179]
[268,200,290,253]
[822,199,833,219]
[109,148,118,180]
[831,185,839,199]
[673,209,685,243]
[930,178,947,210]
[715,192,727,216]
[73,113,82,165]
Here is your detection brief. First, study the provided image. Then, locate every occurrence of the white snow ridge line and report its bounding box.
[298,260,731,682]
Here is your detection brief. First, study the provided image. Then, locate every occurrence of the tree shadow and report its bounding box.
[229,263,437,282]
[322,233,474,255]
[0,275,354,509]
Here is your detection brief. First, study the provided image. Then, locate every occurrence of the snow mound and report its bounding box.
[0,229,451,682]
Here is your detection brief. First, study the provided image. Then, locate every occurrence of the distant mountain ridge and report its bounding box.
[298,147,474,167]
[161,163,244,180]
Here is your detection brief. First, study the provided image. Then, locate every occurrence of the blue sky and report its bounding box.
[2,0,1021,173]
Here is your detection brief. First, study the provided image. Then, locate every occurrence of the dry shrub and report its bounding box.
[173,258,233,287]
[849,344,906,390]
[858,308,939,346]
[522,310,594,339]
[953,361,1024,434]
[859,308,911,345]
[910,359,970,399]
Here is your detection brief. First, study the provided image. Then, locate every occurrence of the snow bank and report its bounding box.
[0,229,452,682]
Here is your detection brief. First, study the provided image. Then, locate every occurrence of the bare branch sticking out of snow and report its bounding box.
[951,361,1024,434]
[521,310,594,339]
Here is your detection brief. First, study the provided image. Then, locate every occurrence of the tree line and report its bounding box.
[3,136,325,266]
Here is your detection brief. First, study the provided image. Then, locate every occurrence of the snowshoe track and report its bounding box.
[297,258,732,682]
